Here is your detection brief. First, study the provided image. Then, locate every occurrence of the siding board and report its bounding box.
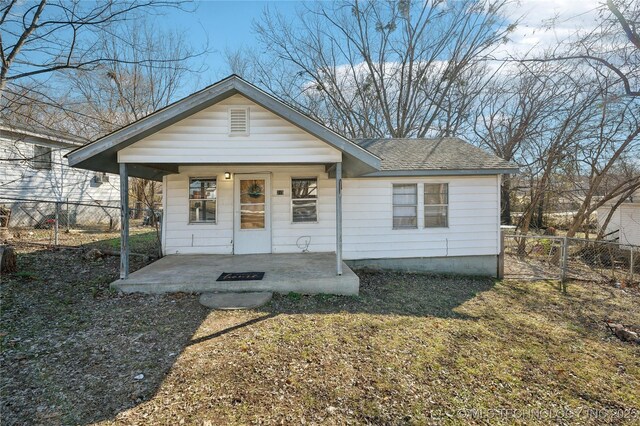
[118,94,342,164]
[163,168,500,259]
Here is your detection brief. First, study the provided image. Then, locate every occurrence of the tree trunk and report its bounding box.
[534,197,545,230]
[0,246,18,273]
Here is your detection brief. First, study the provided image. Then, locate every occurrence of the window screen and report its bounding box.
[424,183,448,228]
[189,178,217,223]
[392,184,417,229]
[292,178,318,223]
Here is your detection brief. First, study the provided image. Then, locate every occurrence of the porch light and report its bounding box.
[224,172,231,180]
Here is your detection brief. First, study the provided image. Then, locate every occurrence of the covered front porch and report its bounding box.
[111,252,359,295]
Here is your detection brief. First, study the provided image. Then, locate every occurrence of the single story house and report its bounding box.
[66,75,517,295]
[597,191,640,247]
[0,124,120,229]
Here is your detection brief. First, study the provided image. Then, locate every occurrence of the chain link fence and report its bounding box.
[503,233,639,288]
[0,197,160,248]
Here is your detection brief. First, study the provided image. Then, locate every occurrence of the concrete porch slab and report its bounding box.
[112,252,359,295]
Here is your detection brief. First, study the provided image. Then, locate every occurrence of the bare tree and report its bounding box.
[0,0,202,131]
[1,0,194,90]
[63,21,205,240]
[66,20,204,137]
[2,2,206,249]
[232,0,517,138]
[519,0,639,97]
[472,61,565,224]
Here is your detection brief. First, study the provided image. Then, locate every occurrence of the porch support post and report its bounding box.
[336,161,343,276]
[119,163,130,280]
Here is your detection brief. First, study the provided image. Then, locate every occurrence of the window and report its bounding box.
[392,184,417,229]
[229,107,249,135]
[292,178,318,223]
[424,183,449,227]
[189,178,216,223]
[32,145,52,170]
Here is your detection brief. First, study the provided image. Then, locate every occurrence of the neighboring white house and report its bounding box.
[67,75,518,292]
[0,124,120,228]
[597,191,640,247]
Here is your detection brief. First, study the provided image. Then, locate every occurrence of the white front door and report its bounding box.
[233,174,271,254]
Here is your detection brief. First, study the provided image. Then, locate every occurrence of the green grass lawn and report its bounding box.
[87,229,159,254]
[1,246,639,425]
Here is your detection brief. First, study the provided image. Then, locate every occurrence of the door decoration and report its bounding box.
[247,181,263,198]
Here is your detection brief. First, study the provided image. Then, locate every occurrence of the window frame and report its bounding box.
[31,145,52,170]
[290,176,319,224]
[188,176,218,224]
[228,106,250,136]
[424,182,449,228]
[392,183,418,230]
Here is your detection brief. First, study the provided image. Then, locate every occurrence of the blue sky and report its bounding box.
[158,1,302,85]
[152,0,602,89]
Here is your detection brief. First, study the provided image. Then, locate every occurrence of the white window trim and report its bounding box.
[188,176,218,225]
[228,106,250,136]
[392,183,418,230]
[424,182,449,228]
[290,176,319,224]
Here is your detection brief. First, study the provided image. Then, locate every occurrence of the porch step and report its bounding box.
[199,292,273,310]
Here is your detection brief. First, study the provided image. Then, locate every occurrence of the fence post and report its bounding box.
[54,201,60,246]
[631,248,635,284]
[66,199,70,232]
[560,236,568,293]
[497,229,505,279]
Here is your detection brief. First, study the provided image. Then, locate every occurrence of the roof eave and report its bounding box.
[363,168,519,177]
[66,75,380,177]
[1,127,85,148]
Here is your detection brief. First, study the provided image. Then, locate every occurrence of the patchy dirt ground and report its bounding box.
[2,240,640,425]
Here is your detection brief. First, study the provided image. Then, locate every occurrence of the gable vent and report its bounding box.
[229,107,249,135]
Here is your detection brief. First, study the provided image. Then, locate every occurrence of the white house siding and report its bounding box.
[619,206,640,246]
[163,167,500,260]
[0,137,120,227]
[118,94,342,164]
[342,175,500,260]
[163,165,336,255]
[597,205,621,238]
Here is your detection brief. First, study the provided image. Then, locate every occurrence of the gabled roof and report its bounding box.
[355,138,519,176]
[0,123,86,148]
[66,74,381,180]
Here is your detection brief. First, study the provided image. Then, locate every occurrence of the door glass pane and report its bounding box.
[240,179,265,203]
[241,204,265,229]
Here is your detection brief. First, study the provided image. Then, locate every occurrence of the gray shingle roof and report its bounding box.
[354,137,518,173]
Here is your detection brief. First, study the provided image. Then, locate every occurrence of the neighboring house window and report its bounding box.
[228,107,249,135]
[392,184,417,229]
[291,178,318,223]
[32,145,52,170]
[424,183,449,228]
[189,178,216,223]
